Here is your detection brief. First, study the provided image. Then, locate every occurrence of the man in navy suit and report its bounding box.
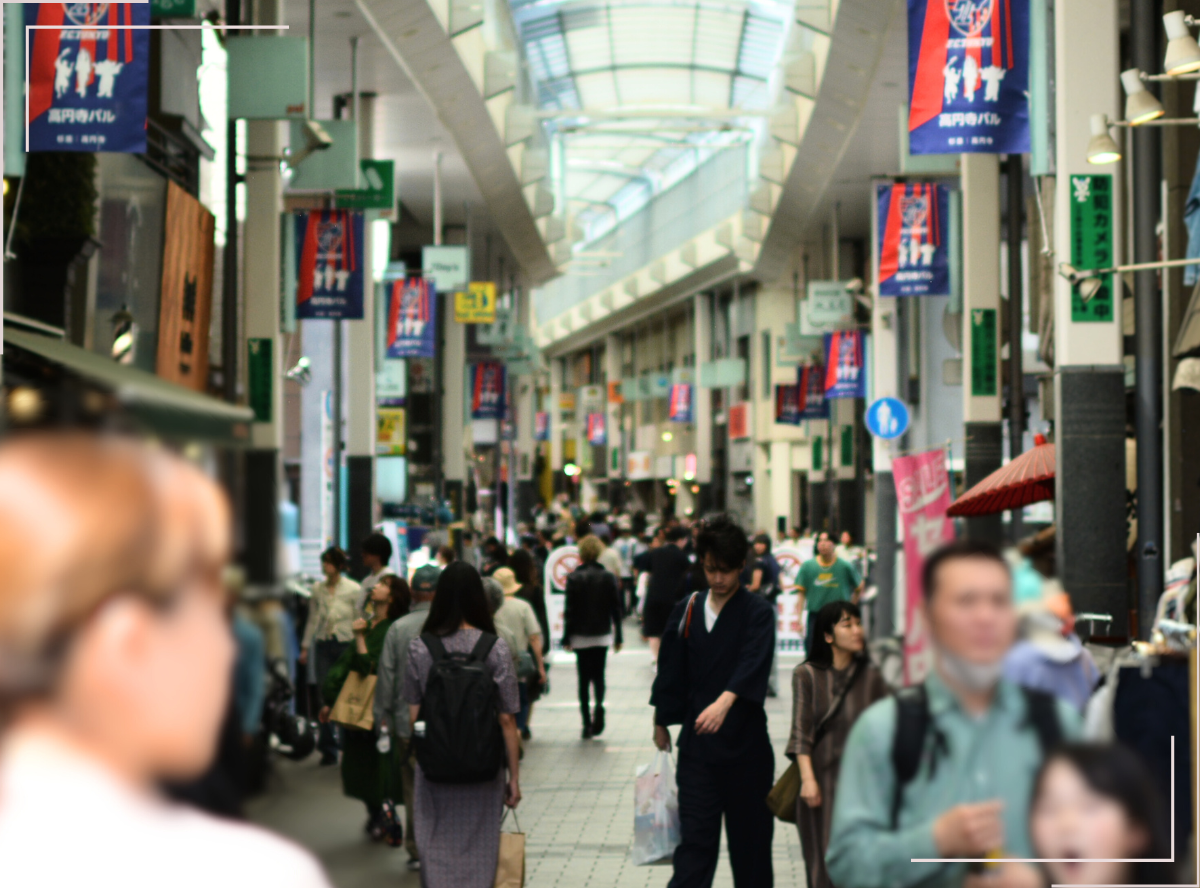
[650,514,776,888]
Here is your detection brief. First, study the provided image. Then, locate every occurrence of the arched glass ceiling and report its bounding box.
[510,0,793,245]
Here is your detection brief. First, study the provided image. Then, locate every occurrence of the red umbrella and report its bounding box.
[947,434,1056,518]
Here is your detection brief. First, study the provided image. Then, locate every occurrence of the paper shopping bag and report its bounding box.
[494,811,525,888]
[329,671,376,731]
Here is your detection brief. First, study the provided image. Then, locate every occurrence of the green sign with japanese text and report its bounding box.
[970,309,997,397]
[1069,174,1114,322]
[248,338,273,423]
[335,159,396,210]
[152,0,196,16]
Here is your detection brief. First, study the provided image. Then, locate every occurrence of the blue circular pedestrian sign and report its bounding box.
[866,397,910,440]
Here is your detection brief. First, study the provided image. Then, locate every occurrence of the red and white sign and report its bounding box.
[626,450,653,480]
[892,448,956,685]
[544,545,580,653]
[728,402,750,440]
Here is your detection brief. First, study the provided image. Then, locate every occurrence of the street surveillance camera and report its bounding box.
[286,120,333,169]
[286,356,312,386]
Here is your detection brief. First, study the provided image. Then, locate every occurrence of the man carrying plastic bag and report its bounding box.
[631,751,680,865]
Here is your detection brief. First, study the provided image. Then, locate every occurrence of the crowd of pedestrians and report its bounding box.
[0,434,1180,888]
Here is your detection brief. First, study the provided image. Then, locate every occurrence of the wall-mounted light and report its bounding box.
[563,462,580,477]
[1164,11,1200,76]
[1121,69,1165,124]
[1086,114,1122,165]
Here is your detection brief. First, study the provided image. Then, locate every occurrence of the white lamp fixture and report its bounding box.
[1086,114,1122,165]
[1121,69,1165,124]
[1163,11,1200,76]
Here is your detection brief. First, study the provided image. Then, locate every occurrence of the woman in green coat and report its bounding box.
[321,574,409,840]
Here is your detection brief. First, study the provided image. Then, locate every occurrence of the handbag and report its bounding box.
[329,670,377,731]
[516,650,537,681]
[765,660,864,822]
[494,809,525,888]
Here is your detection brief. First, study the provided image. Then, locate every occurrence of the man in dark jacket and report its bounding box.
[634,526,694,663]
[651,515,776,887]
[563,535,625,739]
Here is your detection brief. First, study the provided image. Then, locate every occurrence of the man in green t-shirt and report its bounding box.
[795,531,863,655]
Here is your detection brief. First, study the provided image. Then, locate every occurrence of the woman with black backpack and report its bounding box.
[402,562,521,888]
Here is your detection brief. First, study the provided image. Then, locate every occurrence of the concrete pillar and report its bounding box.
[1052,0,1127,637]
[549,357,564,472]
[769,439,792,537]
[242,4,285,586]
[604,333,622,505]
[960,153,1003,545]
[346,93,377,576]
[871,183,899,637]
[514,290,538,522]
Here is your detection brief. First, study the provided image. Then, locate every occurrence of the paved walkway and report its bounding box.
[249,622,806,887]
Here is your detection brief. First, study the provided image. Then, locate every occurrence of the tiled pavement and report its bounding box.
[249,620,807,887]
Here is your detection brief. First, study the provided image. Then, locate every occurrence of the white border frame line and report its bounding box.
[25,23,290,153]
[910,533,1200,888]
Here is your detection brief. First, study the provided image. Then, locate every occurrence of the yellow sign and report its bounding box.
[376,408,406,456]
[454,281,496,323]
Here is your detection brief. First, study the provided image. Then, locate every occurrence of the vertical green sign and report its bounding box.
[840,425,854,467]
[248,338,273,423]
[970,309,997,397]
[812,437,823,472]
[1069,174,1114,322]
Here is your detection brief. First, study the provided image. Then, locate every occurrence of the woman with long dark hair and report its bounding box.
[320,574,406,840]
[402,562,521,888]
[786,600,889,888]
[1030,742,1176,885]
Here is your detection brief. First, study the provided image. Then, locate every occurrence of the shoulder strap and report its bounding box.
[812,659,865,748]
[1021,686,1063,754]
[421,633,447,662]
[678,591,700,638]
[890,684,930,829]
[470,632,499,662]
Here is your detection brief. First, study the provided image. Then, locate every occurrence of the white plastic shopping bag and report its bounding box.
[631,751,681,866]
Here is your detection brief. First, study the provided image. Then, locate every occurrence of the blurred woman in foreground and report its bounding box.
[0,434,329,887]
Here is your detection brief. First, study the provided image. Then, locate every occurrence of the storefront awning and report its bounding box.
[4,328,253,445]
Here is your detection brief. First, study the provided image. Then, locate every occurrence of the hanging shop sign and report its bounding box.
[877,181,951,297]
[151,0,197,16]
[607,380,624,404]
[247,338,273,423]
[295,210,365,320]
[667,383,693,423]
[335,159,395,210]
[906,0,1030,155]
[385,277,437,358]
[26,3,151,153]
[626,450,653,480]
[799,364,830,420]
[453,281,496,323]
[969,308,998,396]
[376,407,406,456]
[823,330,868,399]
[156,181,215,391]
[421,245,468,294]
[470,361,506,420]
[586,412,606,446]
[533,411,550,441]
[893,448,955,684]
[801,281,855,334]
[728,402,750,440]
[558,392,576,411]
[775,384,803,425]
[1068,174,1115,322]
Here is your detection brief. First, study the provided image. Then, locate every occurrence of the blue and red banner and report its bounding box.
[470,361,506,420]
[386,278,437,358]
[26,3,150,153]
[668,383,693,423]
[799,364,829,419]
[586,412,606,445]
[295,210,365,319]
[775,385,802,425]
[824,331,867,399]
[877,182,951,297]
[534,411,550,441]
[907,0,1029,155]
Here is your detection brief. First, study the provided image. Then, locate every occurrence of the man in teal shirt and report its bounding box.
[795,531,863,655]
[826,539,1081,888]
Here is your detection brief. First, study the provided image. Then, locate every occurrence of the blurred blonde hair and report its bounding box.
[0,433,229,707]
[578,534,604,563]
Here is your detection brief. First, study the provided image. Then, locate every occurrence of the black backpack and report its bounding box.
[414,633,506,784]
[889,682,1062,827]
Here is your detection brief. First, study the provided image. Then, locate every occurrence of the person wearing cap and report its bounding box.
[493,567,547,740]
[1002,589,1100,712]
[375,564,441,871]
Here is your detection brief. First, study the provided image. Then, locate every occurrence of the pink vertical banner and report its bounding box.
[892,448,956,685]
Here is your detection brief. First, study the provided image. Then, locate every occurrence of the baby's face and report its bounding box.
[1030,760,1146,885]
